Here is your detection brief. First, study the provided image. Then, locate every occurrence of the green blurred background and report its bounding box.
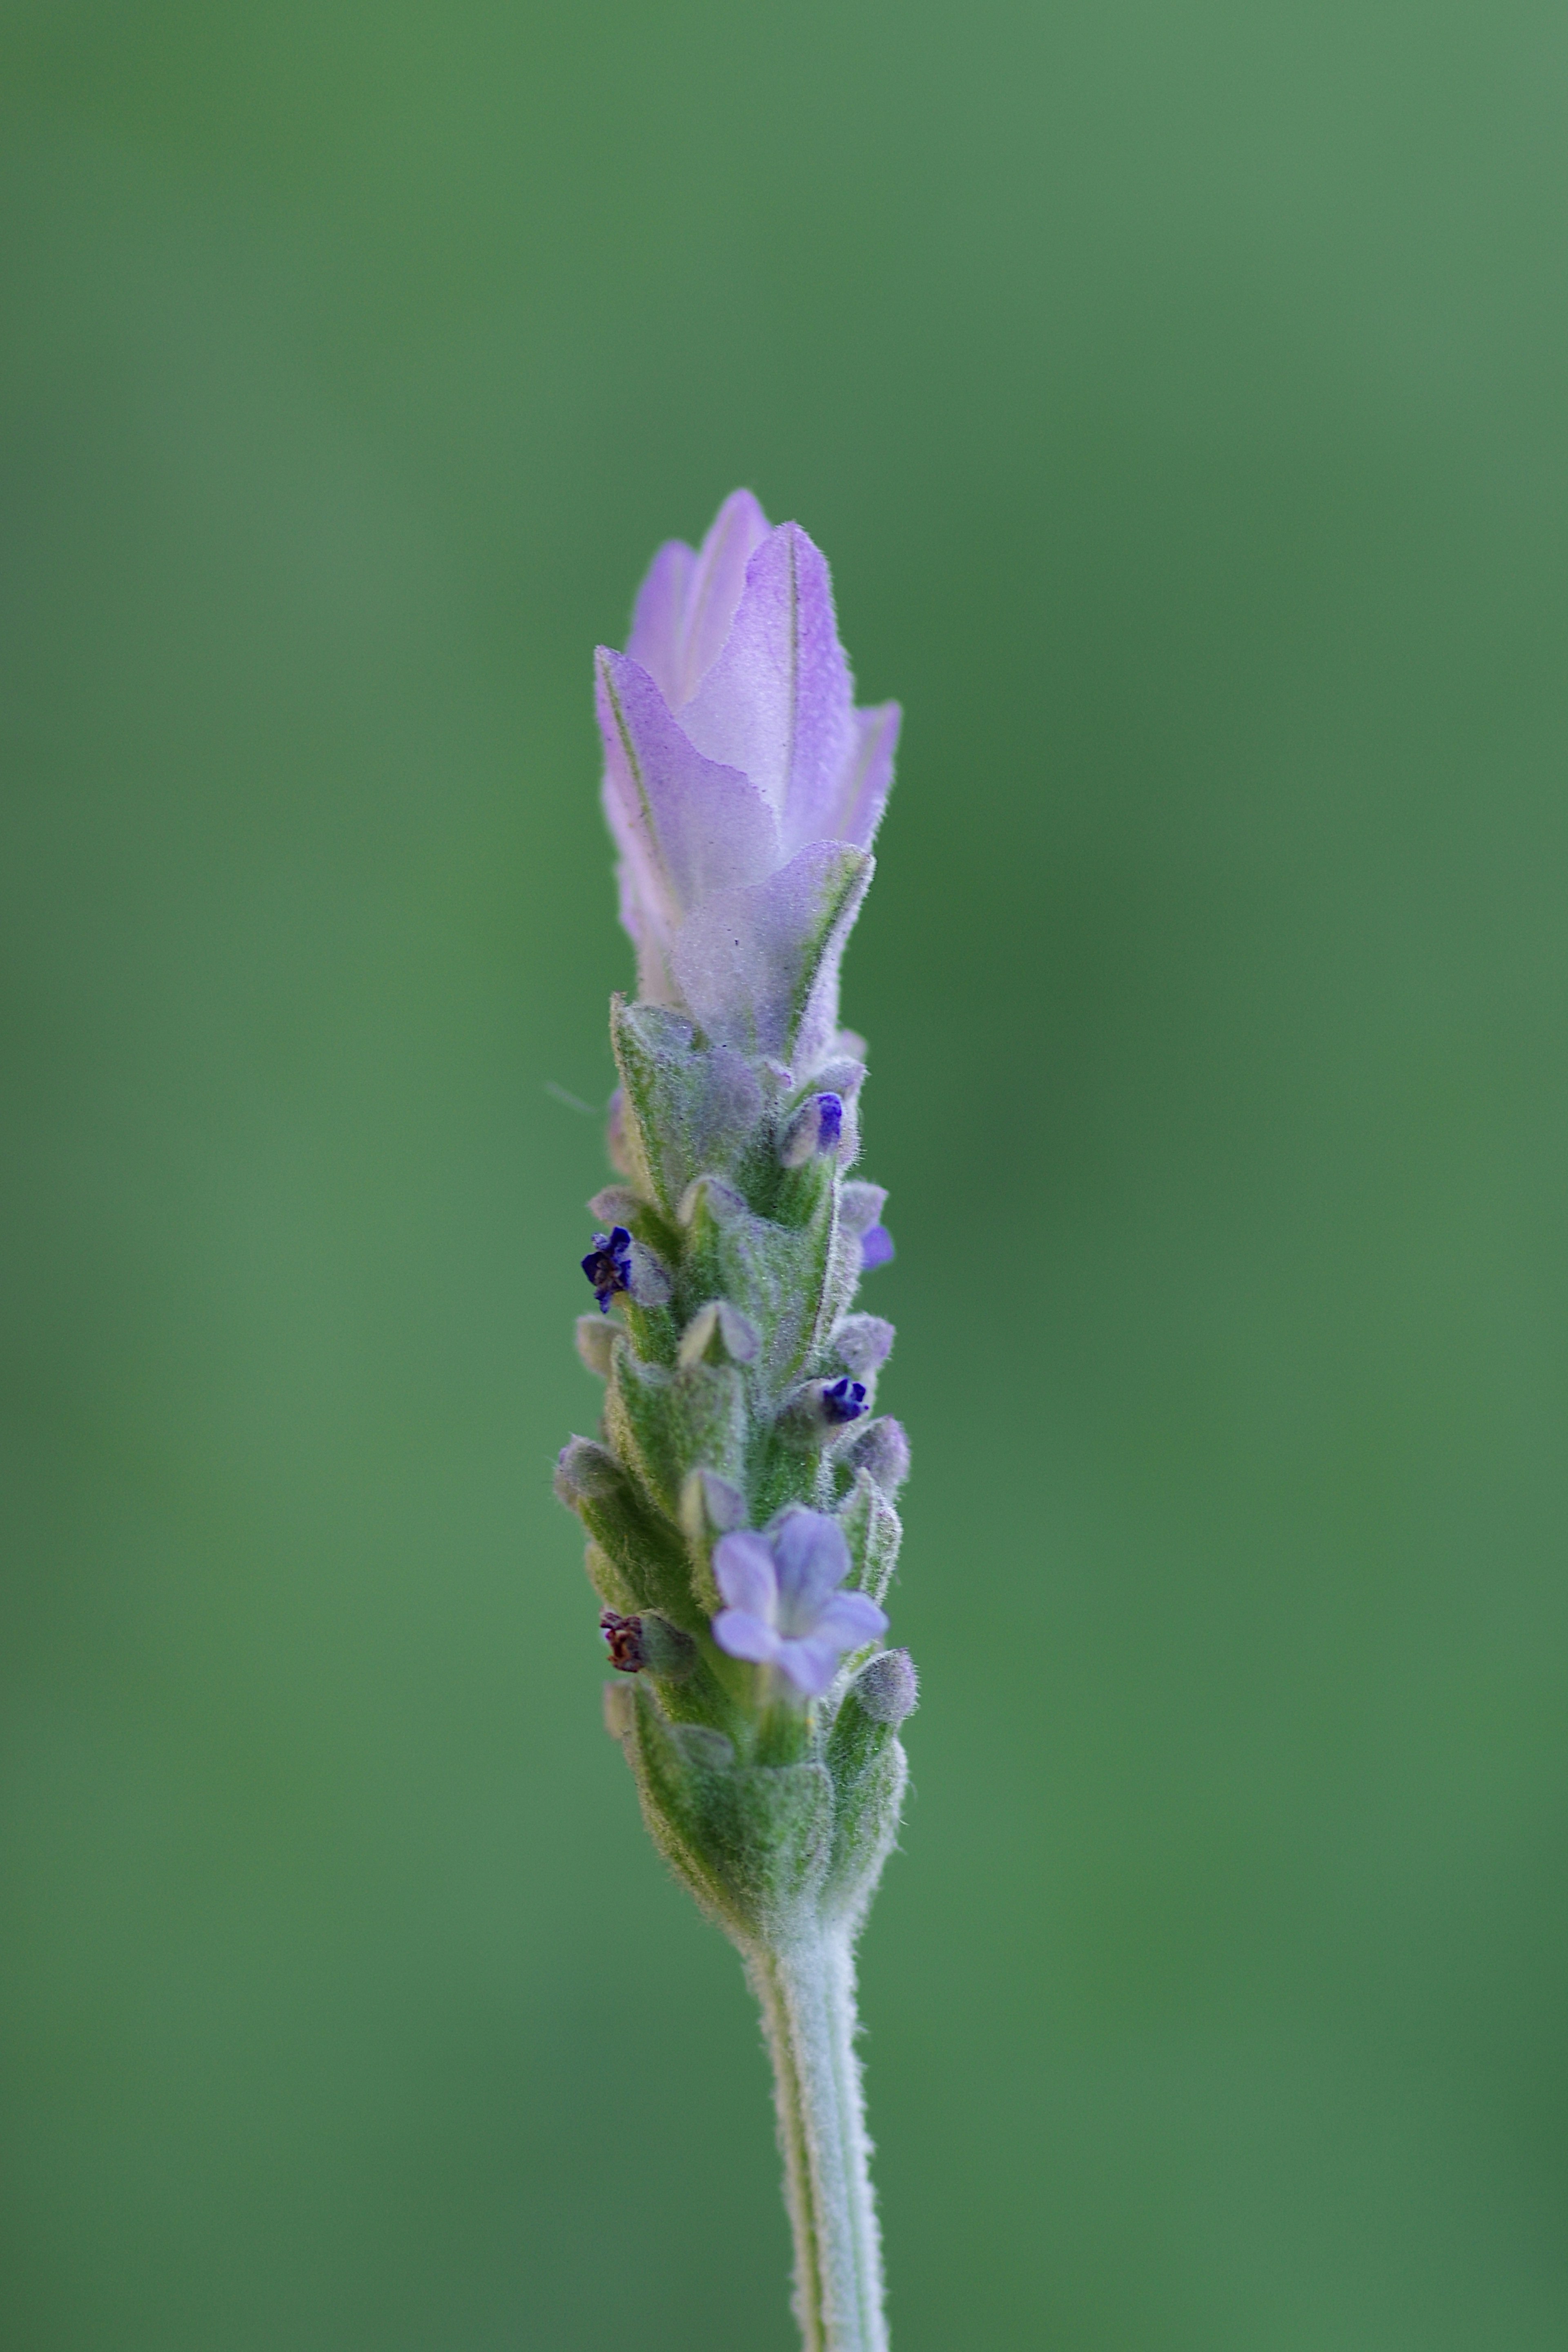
[3,3,1566,2345]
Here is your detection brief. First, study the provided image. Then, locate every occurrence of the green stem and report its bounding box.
[747,1926,889,2352]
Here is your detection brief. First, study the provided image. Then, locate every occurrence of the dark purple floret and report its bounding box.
[815,1091,844,1151]
[582,1225,633,1312]
[822,1375,868,1425]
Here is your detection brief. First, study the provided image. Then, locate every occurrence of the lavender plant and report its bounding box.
[554,492,915,2352]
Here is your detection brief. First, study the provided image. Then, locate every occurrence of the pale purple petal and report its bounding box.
[624,538,695,704]
[831,701,901,850]
[770,1508,850,1627]
[612,852,677,1007]
[774,1635,844,1699]
[813,1590,889,1649]
[668,838,871,1064]
[859,1224,895,1270]
[713,1530,778,1620]
[627,492,773,709]
[713,1608,784,1666]
[680,523,858,855]
[597,651,780,924]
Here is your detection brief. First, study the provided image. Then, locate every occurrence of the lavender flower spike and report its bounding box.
[597,490,900,1071]
[557,496,913,2352]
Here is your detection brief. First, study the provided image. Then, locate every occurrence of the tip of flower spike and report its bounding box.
[581,1225,633,1312]
[822,1376,868,1426]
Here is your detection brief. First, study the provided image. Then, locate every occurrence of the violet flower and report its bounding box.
[596,490,900,1070]
[581,1225,632,1311]
[713,1509,888,1699]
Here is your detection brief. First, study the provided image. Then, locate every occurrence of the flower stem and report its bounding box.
[748,1927,889,2352]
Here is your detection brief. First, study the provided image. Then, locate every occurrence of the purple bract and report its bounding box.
[596,491,900,1071]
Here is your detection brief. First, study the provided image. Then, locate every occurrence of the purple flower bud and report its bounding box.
[779,1090,844,1168]
[553,1435,623,1507]
[574,1314,618,1376]
[597,493,900,1068]
[831,1314,895,1378]
[859,1224,895,1271]
[677,1298,760,1369]
[839,1415,911,1495]
[581,1225,633,1312]
[840,1182,888,1249]
[852,1647,919,1725]
[711,1507,889,1699]
[822,1376,868,1425]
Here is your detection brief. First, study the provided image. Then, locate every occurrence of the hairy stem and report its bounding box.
[747,1927,889,2352]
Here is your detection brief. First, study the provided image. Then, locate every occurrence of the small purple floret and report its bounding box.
[711,1508,889,1699]
[822,1376,868,1425]
[860,1224,895,1271]
[582,1225,633,1312]
[815,1091,844,1151]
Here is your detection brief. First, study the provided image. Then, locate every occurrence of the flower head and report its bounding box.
[597,491,900,1070]
[581,1226,632,1312]
[711,1507,888,1698]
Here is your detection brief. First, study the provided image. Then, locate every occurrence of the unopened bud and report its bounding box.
[554,1435,623,1507]
[677,1173,748,1228]
[587,1185,645,1227]
[575,1315,618,1376]
[779,1091,845,1167]
[678,1298,761,1369]
[859,1224,895,1270]
[679,1466,748,1555]
[624,1238,673,1307]
[808,1055,866,1102]
[838,1415,910,1495]
[831,1314,895,1378]
[839,1181,888,1237]
[853,1647,918,1724]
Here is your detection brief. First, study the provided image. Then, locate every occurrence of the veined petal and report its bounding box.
[668,839,871,1063]
[597,651,780,924]
[832,700,901,850]
[713,1530,779,1620]
[680,523,858,855]
[713,1608,784,1667]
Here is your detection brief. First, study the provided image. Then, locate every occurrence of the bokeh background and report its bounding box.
[4,4,1566,2345]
